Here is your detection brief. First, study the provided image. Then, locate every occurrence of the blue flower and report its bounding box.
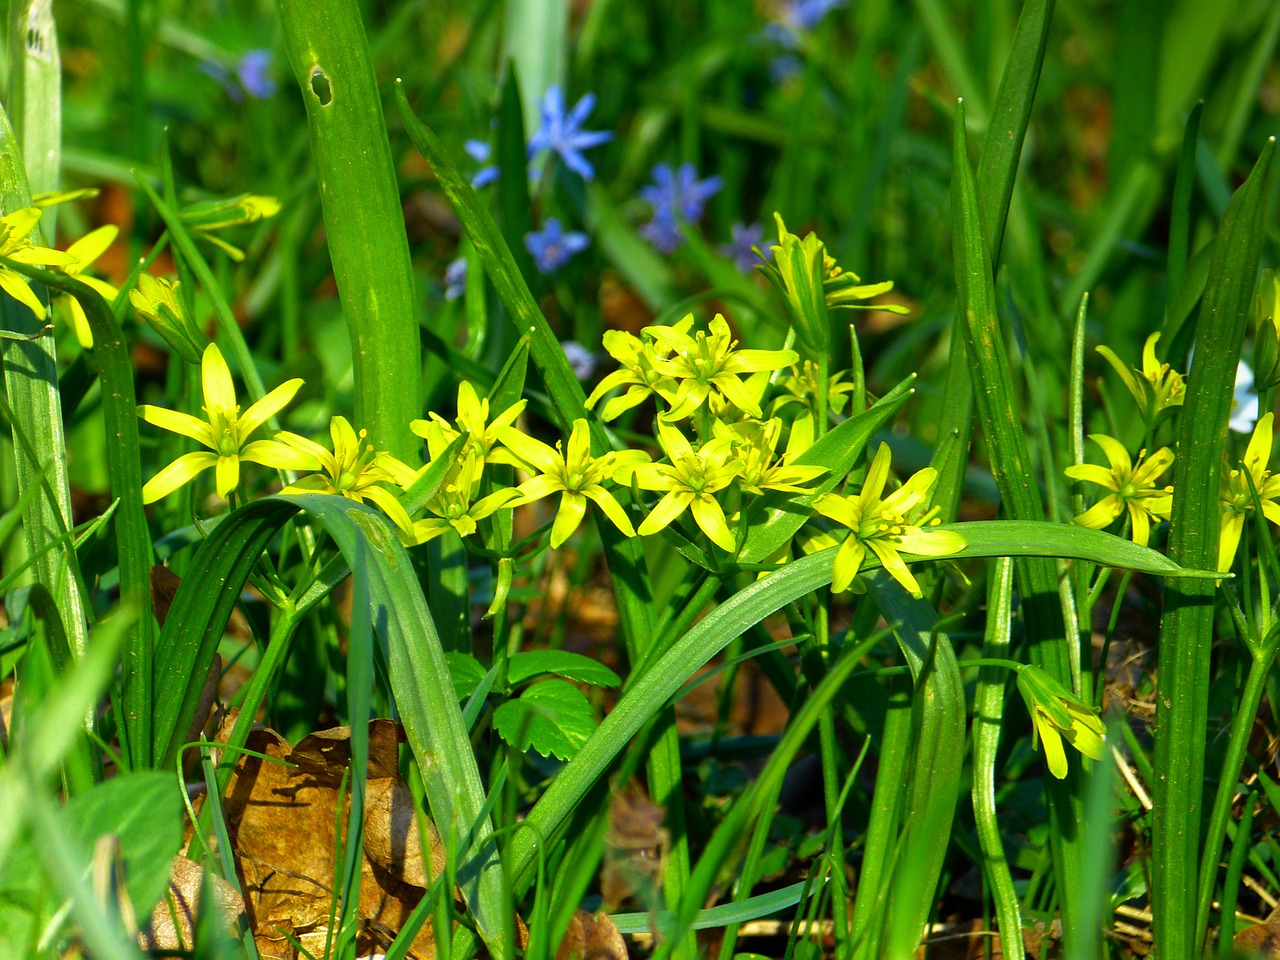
[639,163,723,253]
[444,258,467,300]
[719,221,765,273]
[237,49,276,100]
[527,86,613,181]
[525,218,589,274]
[562,341,598,380]
[464,140,499,188]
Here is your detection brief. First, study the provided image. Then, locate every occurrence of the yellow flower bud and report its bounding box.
[130,274,207,364]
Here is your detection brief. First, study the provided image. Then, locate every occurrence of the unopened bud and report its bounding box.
[130,274,206,364]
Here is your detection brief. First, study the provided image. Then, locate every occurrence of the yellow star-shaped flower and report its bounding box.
[810,442,966,598]
[1064,435,1173,547]
[137,343,317,502]
[1016,665,1106,779]
[1217,411,1280,572]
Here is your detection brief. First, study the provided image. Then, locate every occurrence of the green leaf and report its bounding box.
[507,650,622,688]
[445,651,489,701]
[61,772,184,921]
[492,679,598,760]
[609,878,825,934]
[277,0,420,459]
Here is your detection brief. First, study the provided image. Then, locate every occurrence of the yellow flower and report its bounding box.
[55,226,120,349]
[0,207,77,318]
[497,419,648,548]
[811,442,966,598]
[277,416,419,535]
[1064,435,1173,547]
[137,343,317,502]
[771,361,857,418]
[1217,411,1280,572]
[714,418,826,495]
[585,326,682,422]
[406,452,520,545]
[1096,333,1185,426]
[130,274,207,364]
[410,380,526,464]
[623,420,743,551]
[1015,665,1106,779]
[647,313,798,420]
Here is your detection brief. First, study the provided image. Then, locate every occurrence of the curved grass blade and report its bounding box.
[6,260,155,767]
[609,878,826,934]
[276,0,420,460]
[148,493,508,956]
[1153,137,1274,958]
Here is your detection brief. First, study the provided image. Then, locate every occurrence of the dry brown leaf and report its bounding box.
[555,909,628,960]
[1237,923,1280,957]
[139,856,244,951]
[602,781,667,910]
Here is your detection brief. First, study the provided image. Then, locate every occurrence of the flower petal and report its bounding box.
[550,492,588,548]
[141,451,216,503]
[637,490,693,536]
[690,495,735,552]
[215,454,241,498]
[138,405,216,449]
[583,486,635,537]
[201,344,237,412]
[240,378,304,438]
[241,439,322,472]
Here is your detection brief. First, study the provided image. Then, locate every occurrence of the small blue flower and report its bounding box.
[525,218,589,274]
[464,140,500,188]
[527,86,613,181]
[237,49,277,100]
[561,341,597,380]
[767,0,846,50]
[639,163,723,253]
[719,221,765,273]
[444,257,467,300]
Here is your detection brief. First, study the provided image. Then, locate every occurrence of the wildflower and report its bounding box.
[527,86,612,181]
[524,218,589,273]
[276,416,418,533]
[0,207,76,318]
[772,361,857,417]
[562,341,597,380]
[773,0,847,37]
[1217,411,1280,572]
[444,257,467,301]
[130,274,207,364]
[1064,435,1173,547]
[624,420,743,551]
[811,442,965,597]
[464,139,499,189]
[1016,665,1106,780]
[719,221,765,274]
[1230,360,1259,435]
[407,452,521,545]
[1253,269,1280,390]
[640,163,723,254]
[411,380,526,465]
[498,419,647,548]
[56,225,120,349]
[715,418,826,495]
[647,313,799,421]
[137,343,317,502]
[1096,333,1185,427]
[237,50,276,99]
[181,194,281,261]
[585,327,683,421]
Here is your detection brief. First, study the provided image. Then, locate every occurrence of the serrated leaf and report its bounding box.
[492,679,598,761]
[446,651,489,701]
[507,650,622,688]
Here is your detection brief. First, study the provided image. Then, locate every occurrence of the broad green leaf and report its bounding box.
[507,650,622,688]
[277,0,420,459]
[1155,138,1274,958]
[61,772,184,921]
[445,651,488,701]
[492,679,597,760]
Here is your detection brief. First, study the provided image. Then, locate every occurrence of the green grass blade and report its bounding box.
[973,557,1024,958]
[951,97,1086,945]
[7,0,62,217]
[1166,101,1204,312]
[609,878,825,934]
[149,493,509,957]
[1152,137,1274,958]
[0,104,90,661]
[975,0,1054,265]
[277,0,421,461]
[502,0,566,132]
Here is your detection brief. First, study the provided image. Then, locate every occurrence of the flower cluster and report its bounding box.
[135,311,964,599]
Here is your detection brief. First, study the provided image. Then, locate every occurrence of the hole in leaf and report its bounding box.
[309,68,332,106]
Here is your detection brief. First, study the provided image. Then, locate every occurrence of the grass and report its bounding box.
[1,1,1279,958]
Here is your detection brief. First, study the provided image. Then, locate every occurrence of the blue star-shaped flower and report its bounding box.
[525,218,590,274]
[527,86,613,181]
[444,257,467,300]
[638,163,723,253]
[719,221,765,273]
[464,140,499,188]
